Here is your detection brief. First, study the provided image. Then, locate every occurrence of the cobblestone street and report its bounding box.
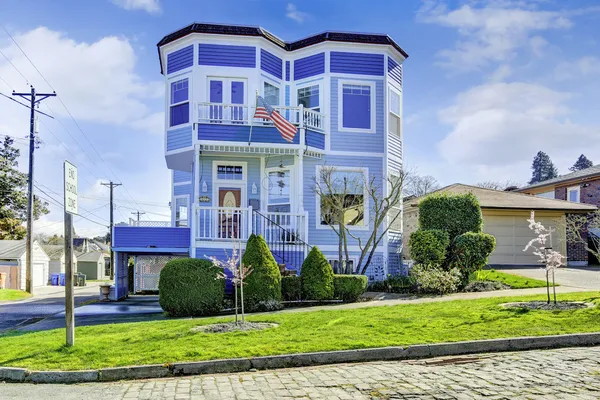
[2,346,600,399]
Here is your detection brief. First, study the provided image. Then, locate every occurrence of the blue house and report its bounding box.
[112,23,407,299]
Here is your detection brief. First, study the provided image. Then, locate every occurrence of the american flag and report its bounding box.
[253,95,297,143]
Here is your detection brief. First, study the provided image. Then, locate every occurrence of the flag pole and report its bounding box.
[248,90,258,146]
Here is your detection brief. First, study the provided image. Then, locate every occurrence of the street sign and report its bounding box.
[64,161,78,215]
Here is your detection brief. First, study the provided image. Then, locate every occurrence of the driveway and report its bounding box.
[494,265,600,290]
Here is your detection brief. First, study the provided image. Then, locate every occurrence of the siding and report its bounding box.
[388,58,402,88]
[198,124,300,145]
[167,126,192,151]
[330,77,384,152]
[305,129,325,149]
[174,183,191,196]
[166,45,193,74]
[294,53,325,80]
[260,49,283,79]
[198,44,256,68]
[330,52,384,76]
[388,232,403,276]
[113,227,191,248]
[285,61,290,82]
[173,170,192,183]
[285,85,290,106]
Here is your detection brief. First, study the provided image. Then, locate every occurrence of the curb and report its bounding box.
[2,332,600,384]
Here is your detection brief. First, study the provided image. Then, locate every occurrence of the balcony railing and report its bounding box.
[197,102,326,132]
[252,211,308,244]
[128,219,172,227]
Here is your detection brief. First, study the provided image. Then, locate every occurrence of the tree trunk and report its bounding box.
[234,281,239,324]
[545,269,550,304]
[240,281,245,323]
[552,269,557,304]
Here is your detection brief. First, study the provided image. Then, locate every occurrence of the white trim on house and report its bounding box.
[337,79,377,134]
[211,160,248,210]
[166,74,193,131]
[173,195,190,227]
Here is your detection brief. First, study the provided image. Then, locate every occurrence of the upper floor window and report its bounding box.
[263,82,280,106]
[170,78,189,127]
[297,84,320,111]
[568,186,580,203]
[536,191,555,199]
[339,81,375,132]
[389,89,401,138]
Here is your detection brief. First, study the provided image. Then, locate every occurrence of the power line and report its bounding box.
[34,184,109,224]
[0,91,54,118]
[35,203,109,230]
[0,47,28,85]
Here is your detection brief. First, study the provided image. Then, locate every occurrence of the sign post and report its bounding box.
[64,161,78,347]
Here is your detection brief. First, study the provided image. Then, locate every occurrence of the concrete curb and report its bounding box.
[2,332,600,384]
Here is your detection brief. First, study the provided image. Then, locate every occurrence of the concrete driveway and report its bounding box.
[493,265,600,290]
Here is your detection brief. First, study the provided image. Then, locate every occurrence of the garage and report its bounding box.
[32,262,46,287]
[0,240,50,290]
[404,184,596,266]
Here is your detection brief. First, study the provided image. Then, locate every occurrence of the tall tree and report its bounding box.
[404,174,440,198]
[569,154,593,172]
[528,151,558,185]
[0,136,49,225]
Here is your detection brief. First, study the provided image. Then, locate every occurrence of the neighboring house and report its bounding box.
[0,240,50,290]
[76,251,108,280]
[111,23,407,299]
[404,184,596,266]
[517,165,600,265]
[42,244,78,282]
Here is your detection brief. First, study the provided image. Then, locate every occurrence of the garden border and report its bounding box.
[2,332,600,384]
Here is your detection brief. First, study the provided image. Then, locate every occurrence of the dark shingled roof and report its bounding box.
[157,23,408,74]
[517,164,600,192]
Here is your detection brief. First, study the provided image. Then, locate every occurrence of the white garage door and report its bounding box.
[483,214,565,265]
[33,262,45,287]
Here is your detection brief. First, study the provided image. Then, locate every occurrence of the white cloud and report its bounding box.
[286,3,310,23]
[488,64,512,81]
[111,0,161,14]
[555,56,600,80]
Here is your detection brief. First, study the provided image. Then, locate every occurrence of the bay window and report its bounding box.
[263,81,280,106]
[170,78,189,127]
[297,84,320,111]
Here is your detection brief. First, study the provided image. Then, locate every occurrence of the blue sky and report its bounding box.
[1,0,600,236]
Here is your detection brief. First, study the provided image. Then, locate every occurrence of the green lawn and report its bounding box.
[1,292,599,371]
[0,289,31,302]
[473,269,552,289]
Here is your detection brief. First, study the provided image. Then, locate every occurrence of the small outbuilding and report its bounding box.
[76,251,109,280]
[42,244,78,282]
[0,240,50,289]
[404,184,597,266]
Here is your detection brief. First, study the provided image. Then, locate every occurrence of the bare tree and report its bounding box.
[564,211,600,263]
[476,180,520,191]
[404,175,440,198]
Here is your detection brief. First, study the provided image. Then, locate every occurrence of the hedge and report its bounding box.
[241,234,282,311]
[158,258,225,317]
[300,247,334,300]
[451,231,496,279]
[409,229,450,266]
[281,275,302,301]
[334,275,368,302]
[419,192,483,241]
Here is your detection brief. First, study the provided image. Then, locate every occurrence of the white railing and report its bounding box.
[128,219,172,227]
[197,102,326,132]
[195,206,252,240]
[252,211,308,244]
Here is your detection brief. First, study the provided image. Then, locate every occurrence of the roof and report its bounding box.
[404,184,597,212]
[518,165,600,192]
[41,245,65,261]
[0,240,26,259]
[157,22,408,74]
[76,251,104,262]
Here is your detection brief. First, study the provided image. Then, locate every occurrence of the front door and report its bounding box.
[218,188,242,239]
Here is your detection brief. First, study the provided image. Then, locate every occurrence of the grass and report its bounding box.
[0,289,31,302]
[1,292,599,371]
[472,269,552,289]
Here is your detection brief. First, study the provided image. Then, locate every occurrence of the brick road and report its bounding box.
[2,347,600,399]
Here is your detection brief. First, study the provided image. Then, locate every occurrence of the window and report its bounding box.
[536,191,555,199]
[297,84,320,111]
[568,186,580,203]
[263,81,280,106]
[170,78,189,127]
[320,169,366,227]
[389,89,401,137]
[341,83,373,131]
[175,197,188,227]
[267,169,291,212]
[327,259,355,274]
[217,165,243,180]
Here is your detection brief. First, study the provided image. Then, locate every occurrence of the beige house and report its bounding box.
[403,184,597,266]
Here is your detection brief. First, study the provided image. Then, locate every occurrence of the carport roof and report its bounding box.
[404,184,598,212]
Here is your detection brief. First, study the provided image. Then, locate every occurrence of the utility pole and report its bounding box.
[131,211,145,222]
[101,181,121,280]
[12,87,56,294]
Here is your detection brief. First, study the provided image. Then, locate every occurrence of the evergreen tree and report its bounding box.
[569,154,593,172]
[529,151,558,185]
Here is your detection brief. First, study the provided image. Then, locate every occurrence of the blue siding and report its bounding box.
[388,58,402,87]
[198,44,256,68]
[294,53,325,80]
[167,45,193,74]
[173,170,192,183]
[285,85,290,106]
[285,61,290,81]
[174,183,191,196]
[388,232,404,276]
[198,124,300,145]
[330,78,384,152]
[167,126,192,151]
[305,129,325,149]
[113,227,190,248]
[260,49,282,79]
[330,52,384,76]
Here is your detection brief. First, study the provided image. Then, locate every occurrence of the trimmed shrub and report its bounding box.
[158,258,225,317]
[281,275,302,301]
[241,234,282,311]
[409,264,461,295]
[300,247,334,300]
[419,193,483,241]
[451,232,496,280]
[333,275,368,302]
[409,229,450,266]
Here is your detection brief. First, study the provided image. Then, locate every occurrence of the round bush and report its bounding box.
[158,258,225,317]
[241,234,282,311]
[409,264,461,295]
[419,193,483,241]
[300,247,334,300]
[451,232,496,279]
[281,275,302,301]
[333,275,368,302]
[409,229,450,266]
